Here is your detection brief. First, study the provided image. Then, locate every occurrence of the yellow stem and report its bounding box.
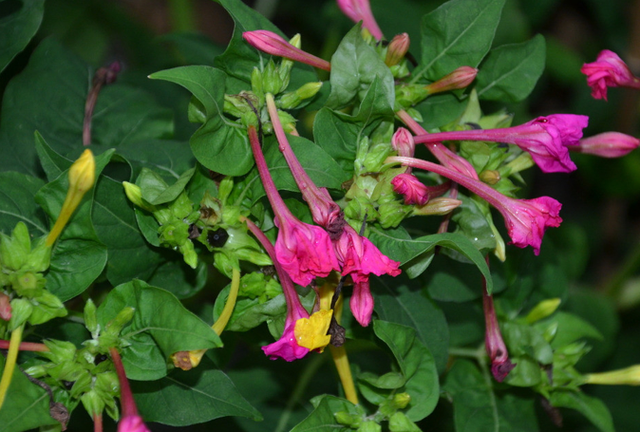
[212,268,241,335]
[0,324,24,409]
[329,345,359,405]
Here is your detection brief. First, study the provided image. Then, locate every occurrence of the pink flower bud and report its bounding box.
[569,132,640,158]
[391,127,415,158]
[0,293,11,321]
[336,0,384,40]
[385,33,410,66]
[243,30,331,71]
[425,66,478,94]
[391,174,429,205]
[350,280,374,327]
[581,50,640,100]
[483,286,515,382]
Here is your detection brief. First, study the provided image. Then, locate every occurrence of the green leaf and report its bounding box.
[92,176,164,286]
[368,227,493,293]
[35,149,114,301]
[147,259,208,299]
[34,131,72,181]
[150,65,254,176]
[502,321,553,365]
[313,108,360,175]
[414,93,468,130]
[243,134,348,204]
[97,279,222,380]
[290,395,360,432]
[412,0,506,83]
[444,359,538,432]
[476,35,546,102]
[0,355,59,432]
[213,290,286,332]
[0,172,47,236]
[372,278,449,374]
[550,391,614,432]
[0,38,173,176]
[538,311,603,349]
[327,24,395,111]
[134,356,261,425]
[137,167,195,205]
[373,320,439,421]
[115,139,196,183]
[158,32,226,65]
[451,193,497,253]
[0,0,44,73]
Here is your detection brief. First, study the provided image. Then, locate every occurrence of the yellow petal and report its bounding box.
[294,309,333,352]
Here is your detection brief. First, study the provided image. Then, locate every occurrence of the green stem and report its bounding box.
[274,353,326,432]
[0,324,25,409]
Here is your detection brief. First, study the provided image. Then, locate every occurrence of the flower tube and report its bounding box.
[336,0,384,41]
[581,50,640,100]
[386,156,562,255]
[413,114,589,173]
[109,347,151,432]
[243,30,331,71]
[482,277,515,382]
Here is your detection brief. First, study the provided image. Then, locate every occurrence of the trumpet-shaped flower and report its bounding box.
[336,0,384,40]
[413,114,589,173]
[568,132,640,158]
[243,30,331,71]
[386,156,562,255]
[581,50,640,100]
[294,309,333,351]
[118,415,151,432]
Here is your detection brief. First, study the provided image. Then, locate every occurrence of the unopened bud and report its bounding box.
[585,365,640,386]
[479,170,500,185]
[46,150,96,246]
[251,67,264,100]
[123,182,155,212]
[525,298,561,324]
[570,132,640,158]
[84,299,99,336]
[243,30,331,71]
[0,292,11,321]
[279,82,323,109]
[335,411,362,427]
[425,66,478,95]
[278,34,301,91]
[412,197,462,216]
[262,60,283,95]
[391,127,415,158]
[391,392,411,409]
[385,33,410,67]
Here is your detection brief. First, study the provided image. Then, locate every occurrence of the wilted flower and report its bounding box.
[336,0,384,40]
[413,114,589,173]
[581,50,640,100]
[483,286,515,382]
[569,132,640,158]
[243,30,331,71]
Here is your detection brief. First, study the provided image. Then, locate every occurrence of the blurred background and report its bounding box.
[2,0,640,430]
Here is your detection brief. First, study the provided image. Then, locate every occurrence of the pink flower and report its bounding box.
[262,318,311,361]
[350,280,374,327]
[275,214,341,287]
[581,50,640,100]
[569,132,640,158]
[483,283,515,382]
[391,174,429,205]
[243,30,331,71]
[386,156,562,255]
[333,225,401,285]
[336,0,384,40]
[413,114,589,173]
[118,415,151,432]
[425,66,478,94]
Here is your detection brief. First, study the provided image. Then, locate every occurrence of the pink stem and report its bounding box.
[0,340,49,352]
[109,347,137,417]
[93,412,103,432]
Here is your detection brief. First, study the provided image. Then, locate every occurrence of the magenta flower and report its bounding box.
[387,156,562,255]
[568,132,640,158]
[350,280,374,327]
[581,50,640,100]
[396,109,479,179]
[483,279,515,382]
[243,30,331,71]
[425,66,478,95]
[118,415,151,432]
[337,0,384,40]
[413,114,589,173]
[248,126,340,287]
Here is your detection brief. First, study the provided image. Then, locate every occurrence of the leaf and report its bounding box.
[92,175,165,286]
[313,108,360,175]
[115,139,196,183]
[290,395,360,432]
[34,131,72,181]
[0,38,173,176]
[476,35,546,102]
[147,259,208,300]
[0,172,47,236]
[412,0,506,83]
[150,65,254,176]
[137,167,195,205]
[451,193,497,253]
[414,93,468,130]
[327,24,395,111]
[444,359,538,432]
[134,356,261,425]
[373,320,439,421]
[243,134,348,204]
[550,391,614,432]
[368,227,493,293]
[539,311,603,349]
[0,355,59,432]
[372,278,449,375]
[0,0,45,73]
[97,279,222,380]
[213,289,286,332]
[35,149,114,301]
[158,32,226,65]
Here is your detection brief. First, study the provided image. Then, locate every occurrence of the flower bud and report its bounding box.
[479,169,500,185]
[391,127,415,158]
[251,67,264,100]
[412,197,462,216]
[425,66,478,95]
[243,30,331,71]
[122,182,155,212]
[385,33,410,67]
[335,411,362,427]
[84,298,99,336]
[25,240,51,273]
[279,82,323,109]
[0,293,11,321]
[262,60,284,95]
[585,365,640,386]
[570,132,640,158]
[525,298,561,324]
[391,392,411,409]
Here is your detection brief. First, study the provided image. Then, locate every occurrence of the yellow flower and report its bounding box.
[294,309,333,352]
